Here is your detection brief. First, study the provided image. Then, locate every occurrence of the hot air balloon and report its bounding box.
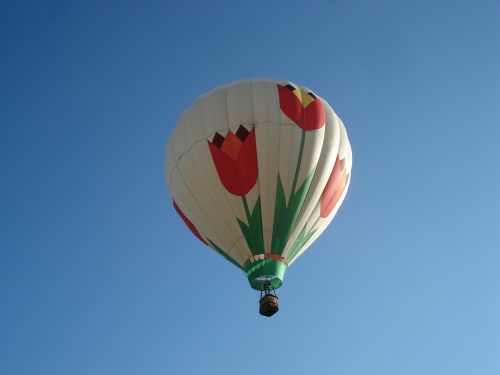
[165,78,352,317]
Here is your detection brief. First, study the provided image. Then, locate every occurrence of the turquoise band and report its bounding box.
[246,258,287,291]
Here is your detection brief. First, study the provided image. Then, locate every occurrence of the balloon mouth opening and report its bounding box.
[246,258,287,291]
[252,275,282,290]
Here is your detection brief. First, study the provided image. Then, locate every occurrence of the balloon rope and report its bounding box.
[291,129,306,196]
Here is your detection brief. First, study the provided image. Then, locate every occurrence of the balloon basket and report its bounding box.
[258,284,279,317]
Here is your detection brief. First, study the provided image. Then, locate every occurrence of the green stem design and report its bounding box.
[237,196,264,256]
[287,222,318,264]
[290,129,306,197]
[271,169,315,255]
[311,216,320,230]
[242,195,251,224]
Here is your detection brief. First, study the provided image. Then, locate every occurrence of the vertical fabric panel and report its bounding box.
[252,80,282,253]
[282,98,341,257]
[287,118,352,265]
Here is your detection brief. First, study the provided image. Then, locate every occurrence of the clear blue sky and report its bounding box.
[1,1,499,374]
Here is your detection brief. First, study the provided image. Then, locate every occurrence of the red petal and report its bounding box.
[234,128,258,195]
[320,157,348,218]
[320,173,349,218]
[209,140,248,196]
[303,99,325,130]
[277,84,304,126]
[278,84,325,131]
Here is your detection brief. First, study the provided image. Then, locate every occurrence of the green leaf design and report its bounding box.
[207,239,244,270]
[287,224,318,263]
[237,197,264,256]
[271,170,315,255]
[271,175,287,253]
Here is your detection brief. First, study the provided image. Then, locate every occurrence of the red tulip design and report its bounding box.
[208,125,258,196]
[320,157,350,218]
[173,201,208,245]
[269,84,327,255]
[208,125,264,255]
[277,84,325,131]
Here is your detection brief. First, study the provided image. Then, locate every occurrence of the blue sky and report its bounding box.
[1,1,499,374]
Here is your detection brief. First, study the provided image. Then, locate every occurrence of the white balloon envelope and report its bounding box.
[165,78,352,298]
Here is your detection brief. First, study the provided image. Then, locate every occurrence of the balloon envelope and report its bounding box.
[165,79,352,291]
